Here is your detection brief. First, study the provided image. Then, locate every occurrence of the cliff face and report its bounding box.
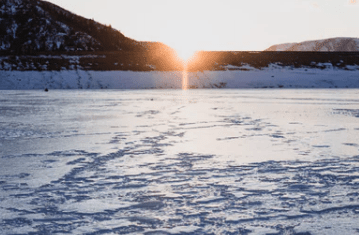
[265,37,359,52]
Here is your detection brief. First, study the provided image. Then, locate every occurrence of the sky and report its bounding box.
[46,0,359,59]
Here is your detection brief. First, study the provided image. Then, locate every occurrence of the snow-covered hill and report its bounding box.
[265,37,359,52]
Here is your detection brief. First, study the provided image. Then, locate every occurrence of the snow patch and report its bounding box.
[346,65,359,70]
[35,5,45,15]
[222,64,257,71]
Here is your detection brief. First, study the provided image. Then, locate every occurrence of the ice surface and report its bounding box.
[1,89,359,234]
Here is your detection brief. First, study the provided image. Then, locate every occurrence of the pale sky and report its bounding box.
[46,0,359,59]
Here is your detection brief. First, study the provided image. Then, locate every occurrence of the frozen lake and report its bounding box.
[1,89,359,234]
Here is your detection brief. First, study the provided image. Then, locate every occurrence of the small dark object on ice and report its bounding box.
[44,88,49,92]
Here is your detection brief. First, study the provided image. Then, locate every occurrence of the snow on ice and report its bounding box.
[1,89,359,234]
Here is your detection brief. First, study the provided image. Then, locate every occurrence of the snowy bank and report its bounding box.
[0,70,183,89]
[1,65,359,89]
[187,65,359,89]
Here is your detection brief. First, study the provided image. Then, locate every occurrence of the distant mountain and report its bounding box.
[0,0,171,54]
[265,37,359,52]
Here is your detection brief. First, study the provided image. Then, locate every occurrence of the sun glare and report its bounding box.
[175,46,199,90]
[182,65,188,90]
[159,19,207,62]
[175,47,197,62]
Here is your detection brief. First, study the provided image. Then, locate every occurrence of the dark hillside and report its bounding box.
[39,0,142,52]
[0,0,184,70]
[0,0,144,53]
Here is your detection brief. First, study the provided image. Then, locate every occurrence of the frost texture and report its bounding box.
[1,90,359,234]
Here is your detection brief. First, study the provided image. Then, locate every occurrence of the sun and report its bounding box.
[167,37,199,62]
[173,45,197,62]
[159,19,205,61]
